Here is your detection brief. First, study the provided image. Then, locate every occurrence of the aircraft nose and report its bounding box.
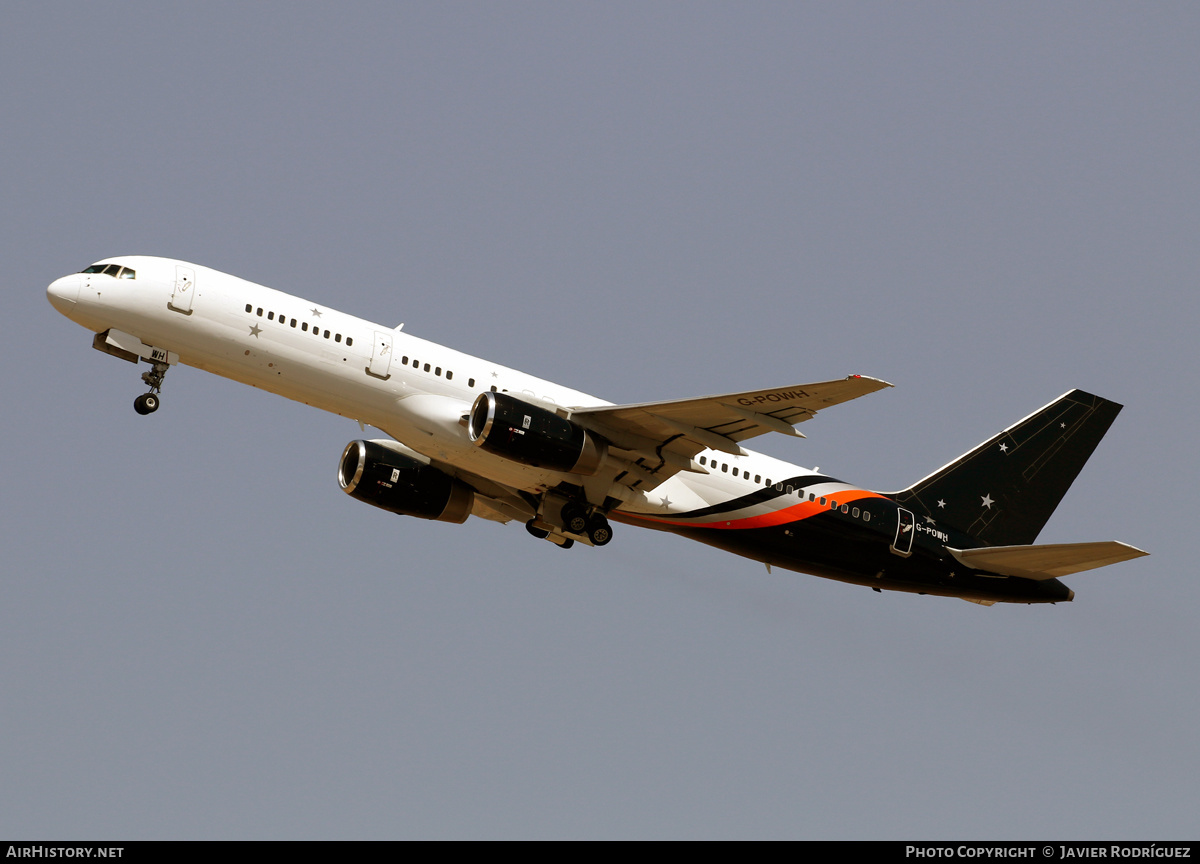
[47,274,81,316]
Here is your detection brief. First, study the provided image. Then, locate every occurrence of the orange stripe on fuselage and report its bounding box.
[622,489,890,530]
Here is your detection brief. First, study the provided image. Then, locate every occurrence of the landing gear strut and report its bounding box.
[133,361,169,415]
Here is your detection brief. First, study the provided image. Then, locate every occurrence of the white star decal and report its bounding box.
[311,307,322,318]
[999,442,1008,453]
[937,500,946,509]
[249,324,262,338]
[923,515,937,525]
[659,495,672,508]
[981,494,994,509]
[1060,422,1066,429]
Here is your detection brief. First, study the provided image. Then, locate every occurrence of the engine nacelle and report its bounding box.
[338,440,474,523]
[467,391,607,476]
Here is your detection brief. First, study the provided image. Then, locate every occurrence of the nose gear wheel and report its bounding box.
[133,360,170,415]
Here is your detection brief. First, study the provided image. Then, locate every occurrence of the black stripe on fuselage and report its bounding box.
[672,473,833,520]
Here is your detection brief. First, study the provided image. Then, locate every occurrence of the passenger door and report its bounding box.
[168,264,196,314]
[366,331,392,380]
[891,507,915,557]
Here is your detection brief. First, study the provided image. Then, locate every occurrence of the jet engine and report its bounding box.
[467,391,607,475]
[338,440,474,523]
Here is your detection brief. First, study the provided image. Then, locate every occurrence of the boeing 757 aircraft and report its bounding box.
[47,257,1146,605]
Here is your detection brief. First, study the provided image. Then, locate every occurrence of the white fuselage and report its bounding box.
[47,256,823,526]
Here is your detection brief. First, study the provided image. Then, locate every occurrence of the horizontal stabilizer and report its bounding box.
[947,541,1148,581]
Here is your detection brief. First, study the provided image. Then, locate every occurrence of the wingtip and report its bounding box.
[849,374,894,389]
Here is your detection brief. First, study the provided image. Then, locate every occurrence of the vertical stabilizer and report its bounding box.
[894,390,1121,546]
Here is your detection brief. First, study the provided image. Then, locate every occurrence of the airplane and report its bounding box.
[47,256,1147,605]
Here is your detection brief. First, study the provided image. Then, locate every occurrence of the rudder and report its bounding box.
[893,390,1122,546]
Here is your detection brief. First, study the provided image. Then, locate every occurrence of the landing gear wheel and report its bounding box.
[525,520,549,540]
[587,515,612,547]
[133,359,169,416]
[560,502,588,535]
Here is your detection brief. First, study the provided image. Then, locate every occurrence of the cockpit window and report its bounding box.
[80,263,136,279]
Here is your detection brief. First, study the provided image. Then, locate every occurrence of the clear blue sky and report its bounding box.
[3,2,1195,839]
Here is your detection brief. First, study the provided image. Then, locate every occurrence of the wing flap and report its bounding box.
[947,541,1149,581]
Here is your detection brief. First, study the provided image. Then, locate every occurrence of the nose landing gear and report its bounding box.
[133,361,169,415]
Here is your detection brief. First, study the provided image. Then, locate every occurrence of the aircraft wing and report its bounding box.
[569,375,892,490]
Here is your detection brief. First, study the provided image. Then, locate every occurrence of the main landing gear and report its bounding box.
[561,502,612,546]
[133,361,169,415]
[525,504,613,549]
[585,513,612,546]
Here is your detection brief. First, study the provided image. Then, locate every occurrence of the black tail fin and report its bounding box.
[893,390,1122,546]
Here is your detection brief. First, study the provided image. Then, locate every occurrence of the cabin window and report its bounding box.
[721,463,728,473]
[302,322,308,331]
[423,363,430,372]
[468,378,475,387]
[852,507,860,518]
[257,308,263,317]
[435,367,441,376]
[755,475,761,483]
[324,330,330,338]
[335,334,342,343]
[346,337,353,346]
[245,304,252,313]
[841,505,849,514]
[732,468,738,477]
[290,319,297,328]
[268,312,274,320]
[819,497,826,506]
[446,370,452,380]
